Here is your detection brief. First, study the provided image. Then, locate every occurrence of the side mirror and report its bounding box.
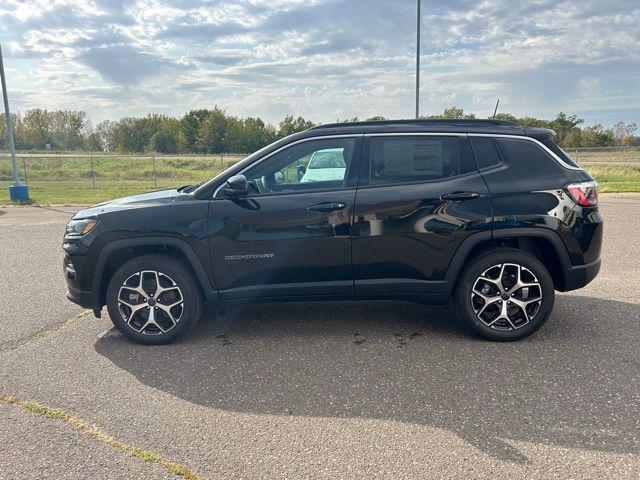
[297,164,306,176]
[223,174,248,196]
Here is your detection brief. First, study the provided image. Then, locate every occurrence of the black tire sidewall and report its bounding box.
[106,255,202,345]
[455,249,555,341]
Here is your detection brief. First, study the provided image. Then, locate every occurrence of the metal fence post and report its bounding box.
[220,153,224,173]
[575,147,579,164]
[90,155,95,188]
[22,155,28,187]
[152,154,157,189]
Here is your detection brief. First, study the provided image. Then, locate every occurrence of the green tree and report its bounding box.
[95,120,117,152]
[222,117,245,153]
[515,116,550,128]
[240,117,275,152]
[427,106,475,119]
[195,108,228,153]
[612,121,638,146]
[581,125,615,147]
[493,113,518,123]
[83,122,104,151]
[20,109,53,149]
[178,109,210,152]
[149,131,176,153]
[277,115,315,138]
[112,117,148,152]
[49,110,88,150]
[550,112,583,146]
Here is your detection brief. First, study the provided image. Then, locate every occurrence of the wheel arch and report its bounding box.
[446,228,572,291]
[93,237,217,307]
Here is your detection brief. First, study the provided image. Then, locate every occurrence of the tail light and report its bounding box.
[565,181,598,207]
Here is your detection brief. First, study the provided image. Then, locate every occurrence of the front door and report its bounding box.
[209,136,362,298]
[352,134,492,294]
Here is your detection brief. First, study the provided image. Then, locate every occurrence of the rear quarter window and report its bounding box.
[540,138,580,168]
[494,138,561,172]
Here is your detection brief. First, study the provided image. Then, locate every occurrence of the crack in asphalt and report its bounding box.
[0,310,92,353]
[0,396,204,480]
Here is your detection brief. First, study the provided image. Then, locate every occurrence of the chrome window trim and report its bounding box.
[468,133,583,171]
[364,132,582,171]
[213,134,362,198]
[364,132,465,137]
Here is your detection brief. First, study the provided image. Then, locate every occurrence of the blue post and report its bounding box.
[1,43,30,201]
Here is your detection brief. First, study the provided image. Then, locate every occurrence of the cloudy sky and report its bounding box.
[0,0,638,126]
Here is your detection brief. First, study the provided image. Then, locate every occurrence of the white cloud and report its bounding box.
[0,0,638,126]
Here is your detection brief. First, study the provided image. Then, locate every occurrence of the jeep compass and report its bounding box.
[63,119,602,344]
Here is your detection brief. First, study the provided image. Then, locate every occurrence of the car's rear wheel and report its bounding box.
[454,248,554,341]
[106,255,202,345]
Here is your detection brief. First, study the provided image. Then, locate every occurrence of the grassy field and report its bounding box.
[1,150,639,205]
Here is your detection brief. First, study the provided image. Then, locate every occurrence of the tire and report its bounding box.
[454,247,555,341]
[106,254,202,345]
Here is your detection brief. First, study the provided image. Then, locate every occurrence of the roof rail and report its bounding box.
[309,118,518,130]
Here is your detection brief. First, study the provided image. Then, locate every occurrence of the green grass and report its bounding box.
[0,154,244,204]
[1,152,639,205]
[582,163,640,193]
[0,395,204,480]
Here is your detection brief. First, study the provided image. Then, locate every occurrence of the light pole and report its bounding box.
[0,43,28,201]
[415,0,421,119]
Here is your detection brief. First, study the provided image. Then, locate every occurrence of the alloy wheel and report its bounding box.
[471,263,542,331]
[117,270,184,335]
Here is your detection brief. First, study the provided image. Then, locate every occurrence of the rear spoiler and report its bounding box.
[524,127,556,140]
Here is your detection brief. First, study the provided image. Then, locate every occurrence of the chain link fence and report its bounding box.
[0,153,247,203]
[568,146,640,165]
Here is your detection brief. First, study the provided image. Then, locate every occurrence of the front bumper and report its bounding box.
[66,285,99,309]
[559,257,601,292]
[64,253,100,308]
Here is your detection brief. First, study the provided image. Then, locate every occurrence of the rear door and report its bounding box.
[208,136,362,298]
[352,133,492,294]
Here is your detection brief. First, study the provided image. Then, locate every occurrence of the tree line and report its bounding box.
[0,106,637,154]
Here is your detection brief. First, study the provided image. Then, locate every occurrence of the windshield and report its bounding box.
[309,149,346,169]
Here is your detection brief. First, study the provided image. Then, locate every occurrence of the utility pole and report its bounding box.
[0,43,29,201]
[415,0,421,119]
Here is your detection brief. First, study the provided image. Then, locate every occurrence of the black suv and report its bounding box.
[63,119,602,344]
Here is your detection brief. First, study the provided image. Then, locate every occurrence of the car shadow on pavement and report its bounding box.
[95,295,639,463]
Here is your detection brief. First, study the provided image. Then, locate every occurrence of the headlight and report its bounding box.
[66,218,98,237]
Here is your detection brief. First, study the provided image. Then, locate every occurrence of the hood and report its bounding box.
[74,188,192,218]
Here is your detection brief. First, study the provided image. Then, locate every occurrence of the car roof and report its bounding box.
[300,119,554,139]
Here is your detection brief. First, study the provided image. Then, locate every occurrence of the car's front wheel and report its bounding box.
[106,255,202,345]
[454,248,555,341]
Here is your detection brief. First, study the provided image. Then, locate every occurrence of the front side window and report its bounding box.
[244,138,356,195]
[369,136,475,186]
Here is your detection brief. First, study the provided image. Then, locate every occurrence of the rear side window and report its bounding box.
[470,137,502,170]
[369,136,475,185]
[541,138,580,168]
[494,138,559,171]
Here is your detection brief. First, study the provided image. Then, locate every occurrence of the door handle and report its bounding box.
[440,191,481,201]
[308,202,347,213]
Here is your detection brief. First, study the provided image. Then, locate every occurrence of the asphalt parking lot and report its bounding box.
[1,195,639,479]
